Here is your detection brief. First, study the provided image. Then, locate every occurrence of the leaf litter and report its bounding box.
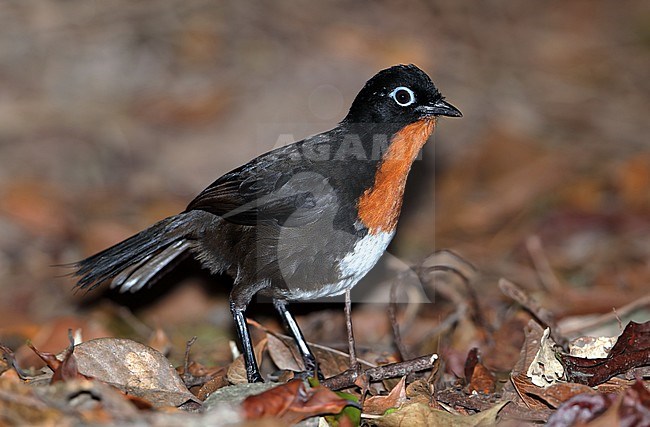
[1,4,649,423]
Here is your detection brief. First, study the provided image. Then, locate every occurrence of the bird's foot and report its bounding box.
[247,369,264,383]
[302,355,325,382]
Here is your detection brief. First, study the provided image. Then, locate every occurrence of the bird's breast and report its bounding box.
[356,119,435,234]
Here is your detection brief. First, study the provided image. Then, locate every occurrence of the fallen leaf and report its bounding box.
[524,381,596,409]
[546,380,650,426]
[504,320,551,410]
[464,347,480,383]
[267,331,303,372]
[196,374,230,401]
[545,392,614,426]
[618,380,650,426]
[405,379,434,405]
[526,327,564,387]
[73,338,198,407]
[363,376,407,415]
[374,401,508,427]
[512,320,546,377]
[561,320,650,386]
[511,373,554,410]
[468,363,496,395]
[568,335,617,359]
[28,331,90,384]
[261,325,374,378]
[227,338,267,384]
[241,378,353,424]
[51,339,84,384]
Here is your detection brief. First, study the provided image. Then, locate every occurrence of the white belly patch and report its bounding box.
[306,230,394,298]
[280,231,394,300]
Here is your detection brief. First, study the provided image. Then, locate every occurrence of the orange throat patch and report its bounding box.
[357,119,436,234]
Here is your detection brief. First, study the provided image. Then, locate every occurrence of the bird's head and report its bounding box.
[344,64,461,127]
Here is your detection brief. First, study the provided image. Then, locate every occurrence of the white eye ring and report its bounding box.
[389,86,416,107]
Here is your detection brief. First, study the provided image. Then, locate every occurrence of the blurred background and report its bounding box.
[0,1,648,367]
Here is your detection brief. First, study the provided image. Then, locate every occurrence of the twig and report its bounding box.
[180,336,198,385]
[558,294,650,336]
[246,318,378,369]
[499,278,568,348]
[0,342,31,380]
[322,353,438,390]
[419,302,467,343]
[344,289,358,371]
[526,235,562,293]
[389,279,410,361]
[418,250,489,333]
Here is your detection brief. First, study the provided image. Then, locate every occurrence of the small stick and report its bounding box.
[558,294,650,336]
[499,278,567,348]
[418,251,488,333]
[323,353,438,390]
[526,235,562,293]
[344,289,359,371]
[389,280,410,361]
[181,336,197,383]
[0,342,30,379]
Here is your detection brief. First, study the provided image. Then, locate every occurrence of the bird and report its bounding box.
[72,64,461,383]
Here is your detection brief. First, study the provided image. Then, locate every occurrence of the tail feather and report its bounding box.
[73,213,197,291]
[113,240,191,293]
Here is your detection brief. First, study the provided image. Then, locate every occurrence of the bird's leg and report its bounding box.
[230,301,264,383]
[273,299,324,381]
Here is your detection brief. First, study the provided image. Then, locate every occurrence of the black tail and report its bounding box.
[73,212,200,293]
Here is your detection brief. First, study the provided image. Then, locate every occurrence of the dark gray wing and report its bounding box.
[185,145,334,227]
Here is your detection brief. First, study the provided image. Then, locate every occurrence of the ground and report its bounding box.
[0,1,648,426]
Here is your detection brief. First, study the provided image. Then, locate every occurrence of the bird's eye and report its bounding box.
[389,87,416,107]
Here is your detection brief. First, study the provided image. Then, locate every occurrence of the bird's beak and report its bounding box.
[416,99,462,118]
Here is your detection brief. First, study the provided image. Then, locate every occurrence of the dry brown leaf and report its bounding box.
[261,326,374,378]
[241,378,351,424]
[267,332,303,372]
[526,327,564,387]
[594,377,634,394]
[73,338,198,407]
[363,376,407,415]
[375,401,508,427]
[512,319,545,377]
[468,363,496,395]
[28,333,90,384]
[546,380,650,426]
[561,320,650,386]
[196,374,230,401]
[227,338,267,385]
[511,373,552,411]
[405,379,434,405]
[533,382,596,408]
